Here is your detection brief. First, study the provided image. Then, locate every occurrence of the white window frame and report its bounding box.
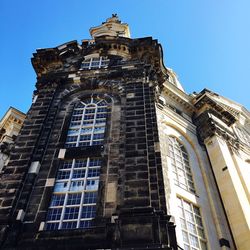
[80,56,109,70]
[46,158,101,230]
[177,197,207,250]
[65,98,108,148]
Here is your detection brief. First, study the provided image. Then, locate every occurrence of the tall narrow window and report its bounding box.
[168,137,195,193]
[65,98,108,148]
[46,158,101,230]
[177,197,207,250]
[46,97,109,230]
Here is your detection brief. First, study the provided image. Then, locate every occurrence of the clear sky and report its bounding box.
[1,0,250,118]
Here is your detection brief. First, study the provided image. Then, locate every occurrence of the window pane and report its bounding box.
[87,168,100,178]
[190,234,199,248]
[75,159,87,168]
[54,182,68,192]
[79,220,92,229]
[84,114,95,120]
[61,221,77,229]
[86,179,99,190]
[70,181,84,191]
[57,171,70,180]
[60,161,73,170]
[67,193,82,205]
[66,136,78,142]
[85,109,96,114]
[46,222,59,230]
[50,194,65,206]
[96,113,106,119]
[92,140,103,145]
[80,134,91,141]
[89,159,101,166]
[84,192,97,204]
[47,208,62,221]
[64,207,79,220]
[72,169,86,179]
[81,206,96,218]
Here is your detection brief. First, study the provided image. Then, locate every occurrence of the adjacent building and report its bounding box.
[0,107,25,171]
[0,15,249,250]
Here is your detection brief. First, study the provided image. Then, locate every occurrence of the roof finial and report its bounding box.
[106,14,121,24]
[89,15,131,38]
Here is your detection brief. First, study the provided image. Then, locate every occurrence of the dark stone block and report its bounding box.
[1,199,13,207]
[137,172,148,179]
[125,173,136,180]
[219,238,230,247]
[124,198,150,207]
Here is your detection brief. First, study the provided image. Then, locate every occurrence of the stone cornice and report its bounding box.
[193,92,236,126]
[161,81,194,112]
[194,110,239,149]
[0,107,25,131]
[32,36,169,90]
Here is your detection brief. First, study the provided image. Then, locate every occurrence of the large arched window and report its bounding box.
[65,98,108,148]
[46,97,109,230]
[168,136,195,193]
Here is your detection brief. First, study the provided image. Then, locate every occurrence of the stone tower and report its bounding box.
[0,15,249,250]
[0,15,177,249]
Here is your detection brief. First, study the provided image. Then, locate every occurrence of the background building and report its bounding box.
[0,15,249,250]
[0,107,25,171]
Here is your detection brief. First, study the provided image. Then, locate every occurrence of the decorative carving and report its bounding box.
[0,141,14,155]
[194,110,239,150]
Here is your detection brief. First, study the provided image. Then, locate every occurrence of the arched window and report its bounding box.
[168,136,195,193]
[65,98,108,148]
[46,97,109,230]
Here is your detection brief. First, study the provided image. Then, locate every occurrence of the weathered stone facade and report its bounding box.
[0,16,177,250]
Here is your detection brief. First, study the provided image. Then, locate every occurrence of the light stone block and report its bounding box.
[58,148,66,159]
[45,178,55,187]
[106,182,117,203]
[126,93,135,98]
[39,222,45,231]
[16,209,25,221]
[28,161,41,174]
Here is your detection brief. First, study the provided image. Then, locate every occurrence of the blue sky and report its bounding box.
[1,0,250,118]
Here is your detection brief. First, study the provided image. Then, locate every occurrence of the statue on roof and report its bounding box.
[105,14,121,24]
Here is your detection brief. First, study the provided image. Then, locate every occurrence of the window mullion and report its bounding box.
[99,57,102,68]
[76,190,85,228]
[58,159,74,229]
[84,158,90,190]
[90,106,97,145]
[76,107,85,147]
[77,157,90,227]
[89,58,93,69]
